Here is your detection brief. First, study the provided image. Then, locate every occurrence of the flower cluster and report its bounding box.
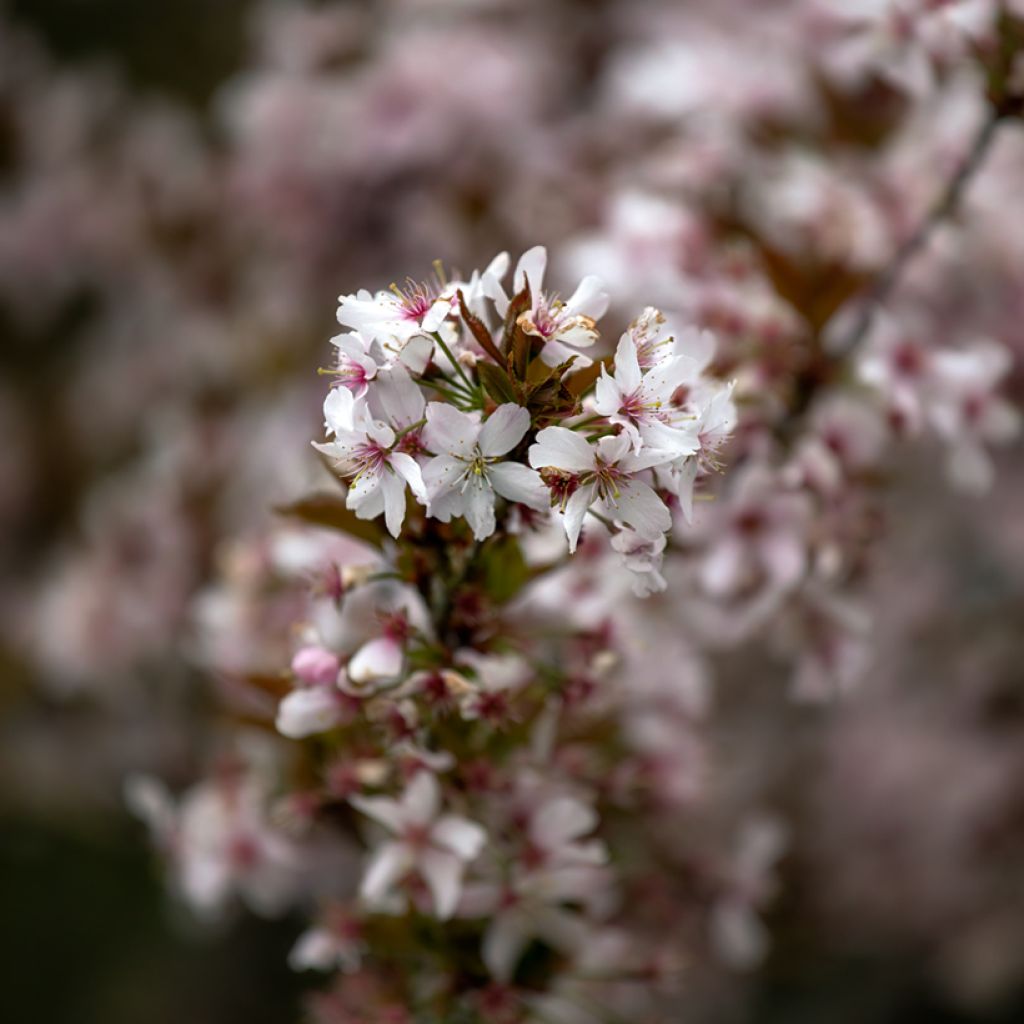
[314,247,734,566]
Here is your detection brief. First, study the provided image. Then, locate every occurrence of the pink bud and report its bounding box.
[291,645,340,686]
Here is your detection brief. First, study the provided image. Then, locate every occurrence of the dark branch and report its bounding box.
[830,106,1004,360]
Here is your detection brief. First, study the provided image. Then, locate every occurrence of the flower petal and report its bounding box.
[423,402,480,458]
[433,815,487,859]
[514,245,547,295]
[528,427,595,473]
[488,462,550,510]
[479,404,531,457]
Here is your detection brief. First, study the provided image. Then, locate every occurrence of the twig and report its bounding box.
[830,106,1004,360]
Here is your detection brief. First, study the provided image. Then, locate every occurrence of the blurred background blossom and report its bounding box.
[1,1,1022,1022]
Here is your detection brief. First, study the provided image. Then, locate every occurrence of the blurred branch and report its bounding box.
[830,105,1004,360]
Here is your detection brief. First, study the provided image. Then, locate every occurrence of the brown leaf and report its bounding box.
[457,289,504,364]
[275,492,385,548]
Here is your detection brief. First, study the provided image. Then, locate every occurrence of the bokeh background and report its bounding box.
[1,1,1022,1022]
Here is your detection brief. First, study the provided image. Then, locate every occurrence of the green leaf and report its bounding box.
[477,361,522,406]
[274,492,385,548]
[482,535,530,603]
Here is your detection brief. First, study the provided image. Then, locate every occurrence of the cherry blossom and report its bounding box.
[350,771,486,919]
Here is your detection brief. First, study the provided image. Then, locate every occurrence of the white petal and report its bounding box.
[389,451,426,502]
[462,475,497,541]
[360,841,413,904]
[432,815,487,859]
[612,333,642,393]
[479,404,531,457]
[323,386,359,435]
[402,771,441,827]
[379,471,409,538]
[604,479,671,539]
[420,849,464,920]
[398,335,434,375]
[374,364,425,428]
[552,318,599,350]
[530,797,597,849]
[276,688,342,739]
[289,928,340,972]
[423,402,480,458]
[349,635,403,685]
[702,537,745,596]
[350,794,406,833]
[540,339,593,369]
[488,462,550,510]
[528,427,595,473]
[592,367,622,419]
[566,275,610,319]
[483,912,532,983]
[424,454,468,502]
[514,245,548,295]
[561,485,595,553]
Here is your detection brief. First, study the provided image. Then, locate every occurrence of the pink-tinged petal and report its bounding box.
[514,245,547,295]
[561,485,595,553]
[349,635,403,686]
[612,333,642,393]
[291,646,340,686]
[759,532,806,590]
[420,849,464,920]
[389,451,426,502]
[360,841,414,903]
[423,402,480,458]
[528,426,595,473]
[402,771,441,826]
[702,537,745,596]
[566,275,610,320]
[350,794,406,833]
[530,797,597,849]
[479,404,531,457]
[604,479,671,540]
[462,475,497,541]
[432,815,486,859]
[276,688,342,739]
[488,463,549,510]
[483,911,532,982]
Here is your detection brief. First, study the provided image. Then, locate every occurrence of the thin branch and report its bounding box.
[830,106,1004,360]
